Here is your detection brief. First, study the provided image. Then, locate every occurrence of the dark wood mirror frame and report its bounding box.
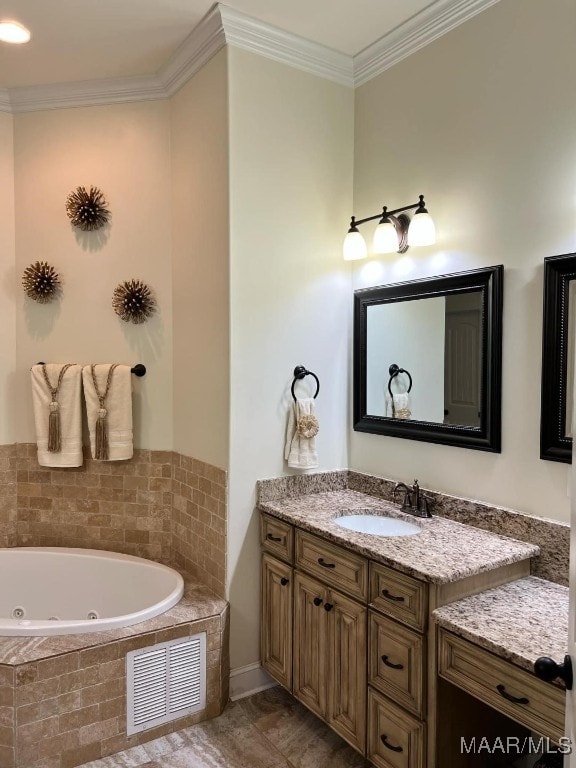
[540,252,576,463]
[353,265,503,452]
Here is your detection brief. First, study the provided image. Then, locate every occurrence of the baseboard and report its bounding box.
[229,662,277,701]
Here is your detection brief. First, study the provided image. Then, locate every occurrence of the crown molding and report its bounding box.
[161,4,227,96]
[354,0,502,86]
[8,75,167,114]
[0,0,502,113]
[218,5,354,87]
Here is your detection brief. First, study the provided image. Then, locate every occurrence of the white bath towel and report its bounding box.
[284,397,319,469]
[386,392,412,419]
[82,364,133,461]
[31,363,83,467]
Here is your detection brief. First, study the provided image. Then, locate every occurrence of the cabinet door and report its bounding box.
[261,554,293,690]
[293,571,328,718]
[327,588,367,753]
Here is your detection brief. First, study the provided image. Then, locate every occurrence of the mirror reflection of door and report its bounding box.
[444,293,482,427]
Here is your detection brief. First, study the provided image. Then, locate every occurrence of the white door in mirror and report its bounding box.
[334,515,421,537]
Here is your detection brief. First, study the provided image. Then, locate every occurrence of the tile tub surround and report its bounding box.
[171,454,227,599]
[256,470,569,586]
[0,580,229,768]
[433,576,568,676]
[0,444,17,548]
[0,445,227,599]
[258,489,538,584]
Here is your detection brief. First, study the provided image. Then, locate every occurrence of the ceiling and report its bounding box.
[0,0,434,89]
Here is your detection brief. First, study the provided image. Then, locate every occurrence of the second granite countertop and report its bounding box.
[258,489,539,585]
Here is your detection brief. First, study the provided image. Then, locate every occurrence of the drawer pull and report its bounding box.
[496,684,529,705]
[280,577,289,586]
[381,588,405,602]
[267,533,283,542]
[382,655,404,670]
[313,597,323,607]
[318,558,336,569]
[381,735,403,753]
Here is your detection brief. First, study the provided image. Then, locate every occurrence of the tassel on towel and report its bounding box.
[95,408,109,460]
[48,401,61,452]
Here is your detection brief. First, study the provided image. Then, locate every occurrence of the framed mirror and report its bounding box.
[353,265,503,451]
[540,252,576,463]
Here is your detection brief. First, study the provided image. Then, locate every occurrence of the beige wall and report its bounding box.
[0,113,16,444]
[171,49,230,469]
[13,102,173,449]
[227,48,354,671]
[351,0,576,522]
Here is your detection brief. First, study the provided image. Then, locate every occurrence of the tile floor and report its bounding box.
[79,686,370,768]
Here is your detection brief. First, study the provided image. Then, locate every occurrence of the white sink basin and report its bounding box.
[334,514,421,537]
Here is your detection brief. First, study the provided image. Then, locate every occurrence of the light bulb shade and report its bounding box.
[373,221,400,254]
[343,230,368,261]
[407,211,436,247]
[0,21,31,43]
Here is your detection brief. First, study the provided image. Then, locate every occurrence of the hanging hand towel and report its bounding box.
[31,363,83,467]
[82,364,133,461]
[386,392,412,420]
[284,397,319,469]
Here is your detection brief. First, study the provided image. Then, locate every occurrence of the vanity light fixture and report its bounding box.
[343,194,436,261]
[0,20,31,44]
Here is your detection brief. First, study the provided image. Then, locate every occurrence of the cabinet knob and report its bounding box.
[280,577,289,586]
[534,655,573,690]
[313,597,323,607]
[324,603,334,612]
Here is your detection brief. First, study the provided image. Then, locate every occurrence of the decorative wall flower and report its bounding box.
[66,186,110,231]
[112,279,156,324]
[22,261,61,303]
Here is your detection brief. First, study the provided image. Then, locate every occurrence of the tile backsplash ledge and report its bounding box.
[257,469,568,587]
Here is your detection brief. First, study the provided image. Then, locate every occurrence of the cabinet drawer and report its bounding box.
[370,563,427,631]
[261,514,294,563]
[295,530,368,601]
[367,688,424,768]
[369,611,424,718]
[438,630,565,744]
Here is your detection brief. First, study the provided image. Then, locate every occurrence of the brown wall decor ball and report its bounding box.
[22,261,61,303]
[66,185,110,231]
[112,279,156,324]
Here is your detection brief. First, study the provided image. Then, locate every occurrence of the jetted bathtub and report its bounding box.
[0,548,184,636]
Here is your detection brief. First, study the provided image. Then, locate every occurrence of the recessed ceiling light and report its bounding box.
[0,21,31,44]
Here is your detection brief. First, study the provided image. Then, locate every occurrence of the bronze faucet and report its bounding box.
[392,479,432,518]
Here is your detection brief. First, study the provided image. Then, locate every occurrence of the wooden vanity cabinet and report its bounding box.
[293,570,367,752]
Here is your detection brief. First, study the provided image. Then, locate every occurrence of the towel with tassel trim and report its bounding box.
[31,364,83,467]
[82,364,133,461]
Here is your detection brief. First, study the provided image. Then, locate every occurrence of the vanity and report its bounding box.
[257,481,568,768]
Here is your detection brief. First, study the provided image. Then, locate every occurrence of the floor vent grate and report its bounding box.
[126,633,206,735]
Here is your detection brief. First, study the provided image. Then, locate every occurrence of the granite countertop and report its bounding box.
[258,489,539,585]
[433,576,569,676]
